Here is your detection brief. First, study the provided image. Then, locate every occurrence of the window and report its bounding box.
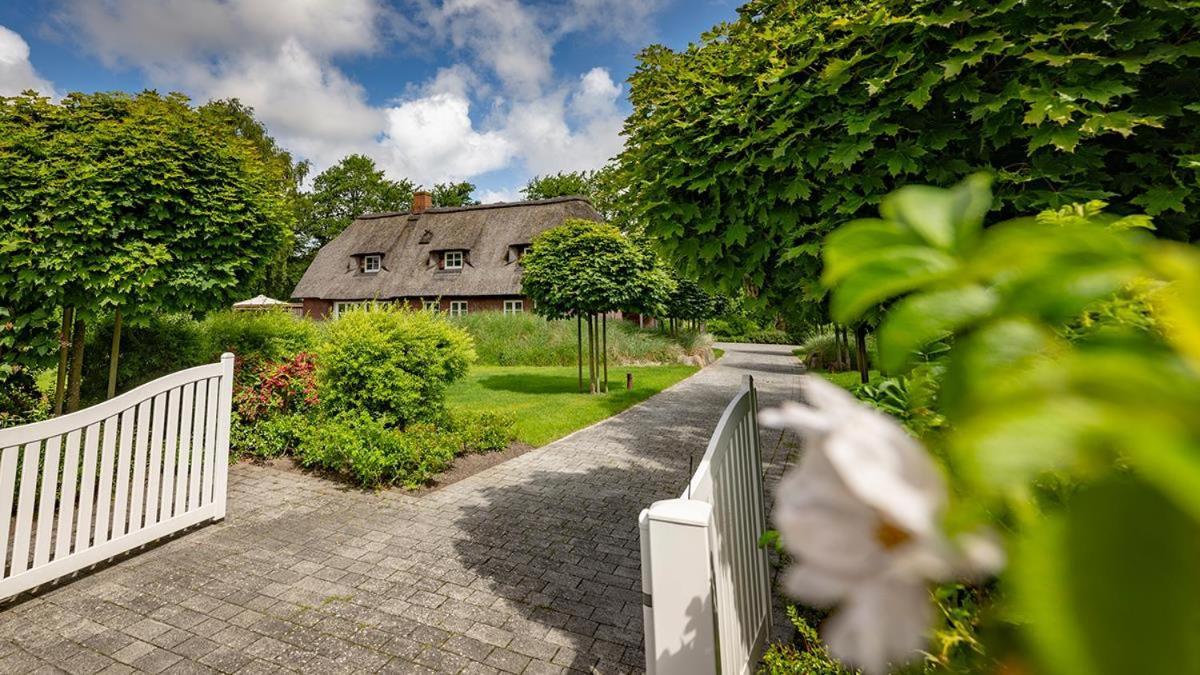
[522,246,533,257]
[443,250,464,270]
[363,254,381,273]
[333,301,365,318]
[423,299,440,312]
[449,300,468,317]
[503,300,523,315]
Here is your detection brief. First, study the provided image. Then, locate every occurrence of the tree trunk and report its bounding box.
[577,314,584,393]
[107,307,122,399]
[587,314,596,394]
[602,314,608,394]
[67,317,86,412]
[855,323,870,384]
[53,306,73,416]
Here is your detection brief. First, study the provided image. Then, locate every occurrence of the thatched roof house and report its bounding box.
[292,192,603,318]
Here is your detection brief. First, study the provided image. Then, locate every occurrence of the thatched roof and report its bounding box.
[292,196,603,300]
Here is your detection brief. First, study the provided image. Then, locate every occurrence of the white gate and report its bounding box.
[639,374,772,675]
[0,353,234,600]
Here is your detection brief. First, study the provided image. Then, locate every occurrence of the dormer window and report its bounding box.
[363,254,382,273]
[443,250,464,270]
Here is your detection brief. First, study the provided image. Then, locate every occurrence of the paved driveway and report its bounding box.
[0,343,802,674]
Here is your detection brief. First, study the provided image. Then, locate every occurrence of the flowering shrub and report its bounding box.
[230,352,318,459]
[765,176,1200,675]
[233,352,318,422]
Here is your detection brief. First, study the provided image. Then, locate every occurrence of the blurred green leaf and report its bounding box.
[829,249,958,323]
[1012,478,1200,675]
[878,173,991,251]
[878,285,998,372]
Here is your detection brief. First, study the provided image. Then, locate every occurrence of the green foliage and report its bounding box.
[199,310,319,380]
[522,171,595,201]
[0,370,48,429]
[521,219,671,318]
[81,313,206,402]
[665,278,721,322]
[822,176,1200,675]
[295,412,458,489]
[429,181,478,207]
[708,320,792,345]
[451,311,684,366]
[759,605,852,675]
[621,0,1200,317]
[0,90,292,375]
[447,409,516,453]
[299,154,413,256]
[317,306,475,428]
[231,411,309,460]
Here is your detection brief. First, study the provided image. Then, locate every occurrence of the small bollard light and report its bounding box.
[626,372,633,390]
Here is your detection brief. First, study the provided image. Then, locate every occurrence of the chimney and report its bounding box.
[412,191,433,214]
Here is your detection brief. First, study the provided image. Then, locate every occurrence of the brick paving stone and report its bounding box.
[0,344,800,674]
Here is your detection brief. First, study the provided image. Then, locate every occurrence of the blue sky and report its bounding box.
[0,0,738,202]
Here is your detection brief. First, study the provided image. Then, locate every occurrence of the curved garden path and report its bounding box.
[0,343,802,674]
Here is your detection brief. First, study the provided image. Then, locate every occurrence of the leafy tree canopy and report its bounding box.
[430,181,478,207]
[522,171,595,201]
[0,90,291,373]
[300,154,414,255]
[521,219,670,319]
[620,0,1200,315]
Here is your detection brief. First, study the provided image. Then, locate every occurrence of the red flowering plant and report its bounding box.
[233,352,319,422]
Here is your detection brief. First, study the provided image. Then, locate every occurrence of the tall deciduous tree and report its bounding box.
[300,154,413,255]
[521,219,669,393]
[430,181,478,207]
[522,171,595,201]
[621,0,1200,316]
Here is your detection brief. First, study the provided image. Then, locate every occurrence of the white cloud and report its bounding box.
[62,0,382,64]
[58,0,650,186]
[379,91,514,184]
[478,187,523,204]
[0,25,55,97]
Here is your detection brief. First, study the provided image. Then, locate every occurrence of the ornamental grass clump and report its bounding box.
[317,305,475,428]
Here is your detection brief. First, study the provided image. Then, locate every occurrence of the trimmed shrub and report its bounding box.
[231,412,309,460]
[452,311,683,366]
[295,412,458,488]
[318,306,475,428]
[448,410,516,453]
[199,310,319,380]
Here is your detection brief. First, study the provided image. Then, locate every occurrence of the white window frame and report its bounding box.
[443,250,464,270]
[449,300,468,317]
[423,299,440,312]
[503,300,523,315]
[363,254,381,273]
[522,246,533,257]
[333,301,363,318]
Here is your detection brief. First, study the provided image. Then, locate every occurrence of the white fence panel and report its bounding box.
[0,354,234,600]
[640,375,772,675]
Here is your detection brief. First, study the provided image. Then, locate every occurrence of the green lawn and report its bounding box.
[446,364,699,446]
[815,369,882,390]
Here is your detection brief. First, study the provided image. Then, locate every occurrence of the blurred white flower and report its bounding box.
[762,376,1003,675]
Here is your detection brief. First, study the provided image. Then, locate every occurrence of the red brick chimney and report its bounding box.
[412,191,432,214]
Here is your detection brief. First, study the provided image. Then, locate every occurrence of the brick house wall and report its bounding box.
[301,296,533,319]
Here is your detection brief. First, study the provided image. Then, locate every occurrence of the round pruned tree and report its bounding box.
[0,90,291,411]
[521,219,669,393]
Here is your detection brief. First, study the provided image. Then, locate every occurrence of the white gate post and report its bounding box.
[641,498,717,675]
[212,352,235,520]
